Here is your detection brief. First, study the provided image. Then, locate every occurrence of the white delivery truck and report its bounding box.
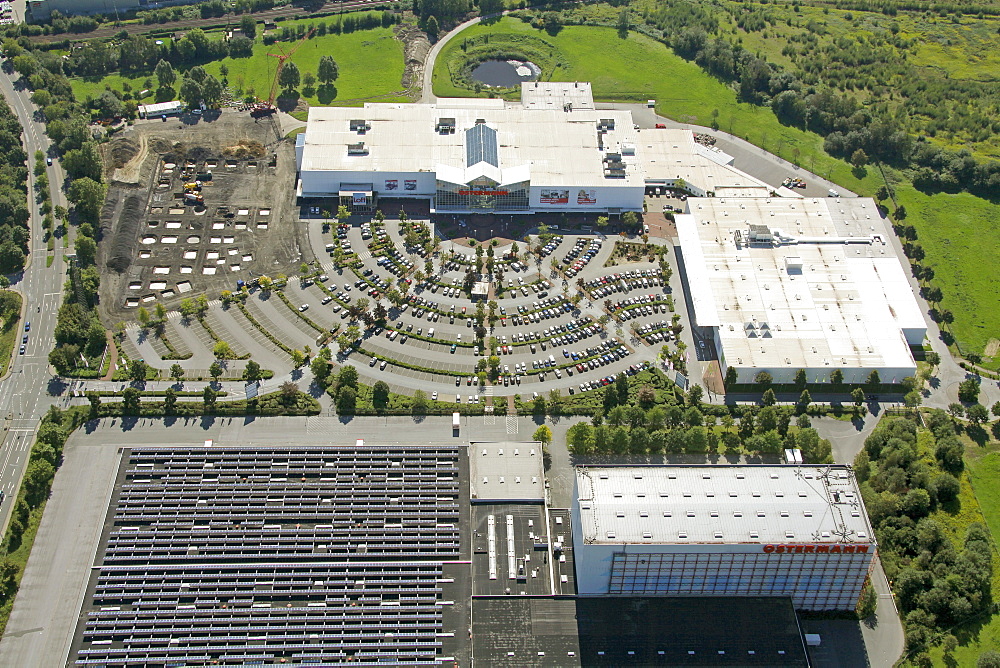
[452,412,460,432]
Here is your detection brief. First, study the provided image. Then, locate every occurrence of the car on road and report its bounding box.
[18,345,25,355]
[432,392,438,401]
[22,334,27,344]
[450,344,457,353]
[456,377,461,386]
[46,157,52,166]
[24,322,29,331]
[369,358,378,367]
[298,304,309,311]
[321,296,333,305]
[379,360,388,370]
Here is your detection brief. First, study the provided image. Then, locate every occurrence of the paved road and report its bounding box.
[421,15,484,102]
[0,67,69,536]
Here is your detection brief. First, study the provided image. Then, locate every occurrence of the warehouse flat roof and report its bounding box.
[469,441,545,502]
[300,103,643,188]
[638,129,769,192]
[520,81,595,110]
[576,465,875,546]
[677,196,924,371]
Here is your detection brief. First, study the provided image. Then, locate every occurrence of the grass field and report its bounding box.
[69,17,407,108]
[892,183,1000,362]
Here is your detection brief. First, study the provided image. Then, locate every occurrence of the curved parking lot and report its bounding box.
[123,208,692,400]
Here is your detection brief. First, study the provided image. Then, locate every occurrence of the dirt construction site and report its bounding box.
[98,112,304,321]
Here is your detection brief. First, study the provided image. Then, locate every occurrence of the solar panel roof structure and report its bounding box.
[466,122,499,168]
[71,444,468,667]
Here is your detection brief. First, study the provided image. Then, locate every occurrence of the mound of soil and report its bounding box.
[106,194,143,274]
[108,138,139,168]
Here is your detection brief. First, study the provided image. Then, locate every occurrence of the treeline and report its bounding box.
[0,98,28,274]
[0,39,109,375]
[565,375,835,461]
[855,412,993,658]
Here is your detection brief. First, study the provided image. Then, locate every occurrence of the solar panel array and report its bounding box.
[466,123,499,168]
[73,444,462,667]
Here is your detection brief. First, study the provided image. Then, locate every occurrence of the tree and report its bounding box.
[278,61,300,92]
[338,365,359,390]
[615,373,629,405]
[967,403,989,424]
[794,368,808,390]
[202,384,218,410]
[337,386,357,414]
[68,177,106,225]
[240,15,257,40]
[425,15,440,41]
[617,7,630,39]
[137,306,150,328]
[797,389,812,410]
[978,651,1000,668]
[129,359,149,383]
[0,241,24,274]
[213,340,233,360]
[242,360,263,383]
[122,387,141,414]
[958,378,980,403]
[169,363,184,383]
[687,384,703,407]
[74,235,97,267]
[291,349,306,368]
[318,55,339,84]
[411,390,428,416]
[925,351,941,368]
[566,422,595,454]
[533,424,553,447]
[762,388,776,406]
[373,381,390,412]
[754,371,773,388]
[851,388,866,405]
[154,59,176,88]
[279,380,299,406]
[948,402,965,419]
[201,75,223,107]
[209,361,223,380]
[724,366,738,388]
[637,385,656,409]
[179,76,202,107]
[850,148,869,167]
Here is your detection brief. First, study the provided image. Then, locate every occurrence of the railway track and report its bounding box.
[28,0,400,44]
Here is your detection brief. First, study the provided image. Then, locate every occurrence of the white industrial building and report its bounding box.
[676,196,925,384]
[572,465,876,611]
[294,83,771,215]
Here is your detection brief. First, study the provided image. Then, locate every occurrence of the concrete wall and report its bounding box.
[728,363,917,385]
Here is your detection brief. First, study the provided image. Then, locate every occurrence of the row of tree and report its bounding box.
[0,97,28,274]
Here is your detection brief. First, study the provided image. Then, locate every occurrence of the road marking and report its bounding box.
[505,416,518,435]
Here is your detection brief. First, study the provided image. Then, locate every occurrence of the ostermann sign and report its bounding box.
[763,544,871,554]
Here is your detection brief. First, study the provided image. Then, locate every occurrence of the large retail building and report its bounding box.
[572,465,876,611]
[295,83,766,214]
[676,196,925,384]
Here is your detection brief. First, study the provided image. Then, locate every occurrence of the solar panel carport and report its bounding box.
[71,444,468,666]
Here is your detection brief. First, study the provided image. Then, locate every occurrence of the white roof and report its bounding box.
[637,129,768,191]
[677,196,924,370]
[138,100,182,114]
[520,81,595,110]
[576,465,875,545]
[300,103,643,188]
[470,442,545,502]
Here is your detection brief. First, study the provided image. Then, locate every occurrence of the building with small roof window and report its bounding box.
[572,465,876,611]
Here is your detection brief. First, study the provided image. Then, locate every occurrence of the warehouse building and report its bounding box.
[676,196,925,384]
[572,465,876,612]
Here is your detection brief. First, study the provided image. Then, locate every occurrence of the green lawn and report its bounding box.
[69,18,407,108]
[893,183,1000,363]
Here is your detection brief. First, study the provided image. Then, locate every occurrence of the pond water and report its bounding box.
[471,59,540,87]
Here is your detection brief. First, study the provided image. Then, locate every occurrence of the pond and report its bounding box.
[471,59,540,87]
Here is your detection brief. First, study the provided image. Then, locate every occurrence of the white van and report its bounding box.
[427,328,435,338]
